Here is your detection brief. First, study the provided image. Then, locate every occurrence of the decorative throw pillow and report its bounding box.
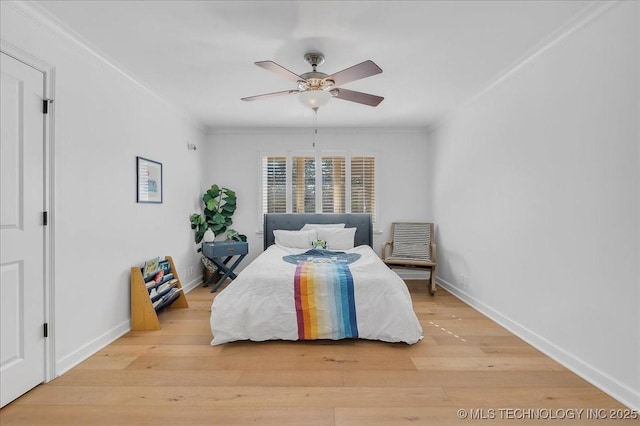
[317,227,357,250]
[273,229,317,248]
[301,223,346,231]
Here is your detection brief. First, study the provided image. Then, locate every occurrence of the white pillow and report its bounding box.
[301,223,346,231]
[273,229,316,249]
[317,227,357,250]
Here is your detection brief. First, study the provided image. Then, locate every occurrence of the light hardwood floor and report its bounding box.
[1,281,635,425]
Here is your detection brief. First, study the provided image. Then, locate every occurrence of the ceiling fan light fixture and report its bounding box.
[321,79,335,90]
[298,89,331,110]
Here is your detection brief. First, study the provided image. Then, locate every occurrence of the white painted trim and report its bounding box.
[208,127,430,136]
[55,321,130,377]
[466,0,618,107]
[436,277,640,411]
[0,40,57,384]
[430,0,620,131]
[56,275,202,376]
[4,0,206,132]
[182,275,203,294]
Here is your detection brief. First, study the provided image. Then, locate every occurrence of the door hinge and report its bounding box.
[43,211,48,226]
[43,98,53,114]
[44,323,49,338]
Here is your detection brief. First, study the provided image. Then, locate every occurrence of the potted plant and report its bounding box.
[190,184,246,279]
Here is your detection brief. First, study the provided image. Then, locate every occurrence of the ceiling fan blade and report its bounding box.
[326,60,382,86]
[332,88,384,107]
[241,90,298,102]
[255,61,304,83]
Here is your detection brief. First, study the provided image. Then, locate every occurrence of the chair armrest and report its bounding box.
[431,243,437,263]
[381,241,393,260]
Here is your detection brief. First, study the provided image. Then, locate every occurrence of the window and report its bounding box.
[262,156,286,213]
[350,156,376,221]
[321,156,345,214]
[292,156,315,213]
[261,152,376,223]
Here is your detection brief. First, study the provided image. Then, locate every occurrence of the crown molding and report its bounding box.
[207,126,429,136]
[430,0,620,131]
[4,0,206,133]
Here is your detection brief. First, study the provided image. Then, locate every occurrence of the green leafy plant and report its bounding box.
[224,228,247,242]
[190,185,246,250]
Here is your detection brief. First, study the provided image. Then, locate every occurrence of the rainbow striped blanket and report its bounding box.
[293,260,358,340]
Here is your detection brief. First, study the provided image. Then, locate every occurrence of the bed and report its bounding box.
[209,213,423,345]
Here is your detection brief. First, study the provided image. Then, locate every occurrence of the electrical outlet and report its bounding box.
[461,275,468,287]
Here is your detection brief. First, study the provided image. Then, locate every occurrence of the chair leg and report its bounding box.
[429,267,436,295]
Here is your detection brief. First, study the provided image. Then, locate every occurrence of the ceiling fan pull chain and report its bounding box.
[313,109,318,148]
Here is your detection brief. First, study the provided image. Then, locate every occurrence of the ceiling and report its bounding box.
[33,0,595,130]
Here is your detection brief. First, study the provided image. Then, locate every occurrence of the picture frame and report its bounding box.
[136,156,163,203]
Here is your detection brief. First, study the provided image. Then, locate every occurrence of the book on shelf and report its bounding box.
[143,257,161,278]
[152,287,183,310]
[144,272,175,290]
[159,259,171,274]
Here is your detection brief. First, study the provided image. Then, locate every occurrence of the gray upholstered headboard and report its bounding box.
[263,213,373,250]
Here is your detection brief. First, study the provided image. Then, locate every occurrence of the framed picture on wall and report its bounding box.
[136,156,163,203]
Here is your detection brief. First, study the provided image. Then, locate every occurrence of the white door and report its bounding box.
[0,51,47,407]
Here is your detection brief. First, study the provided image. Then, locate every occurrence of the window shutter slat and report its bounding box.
[350,156,376,223]
[292,156,315,213]
[321,156,345,213]
[262,153,376,223]
[262,156,287,214]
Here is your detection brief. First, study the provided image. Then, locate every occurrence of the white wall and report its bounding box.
[427,2,639,409]
[1,3,208,375]
[204,128,430,266]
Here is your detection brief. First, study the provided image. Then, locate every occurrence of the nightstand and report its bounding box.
[201,241,248,292]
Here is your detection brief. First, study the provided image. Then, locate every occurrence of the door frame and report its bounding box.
[1,40,56,382]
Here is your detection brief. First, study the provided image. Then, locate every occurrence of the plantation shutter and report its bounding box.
[292,156,315,213]
[321,156,346,213]
[262,156,287,214]
[261,152,377,221]
[350,156,376,222]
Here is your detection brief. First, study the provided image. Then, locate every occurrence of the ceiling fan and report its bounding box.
[241,52,384,110]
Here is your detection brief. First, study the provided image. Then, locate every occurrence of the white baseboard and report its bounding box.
[54,320,130,378]
[436,277,640,411]
[182,274,203,294]
[54,276,203,379]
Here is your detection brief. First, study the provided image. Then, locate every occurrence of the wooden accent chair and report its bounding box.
[382,222,437,295]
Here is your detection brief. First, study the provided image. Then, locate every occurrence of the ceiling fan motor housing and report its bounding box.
[304,52,325,68]
[299,53,334,91]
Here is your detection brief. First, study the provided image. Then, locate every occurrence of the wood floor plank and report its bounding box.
[236,370,345,387]
[48,370,243,387]
[335,407,638,426]
[0,406,335,426]
[1,284,631,426]
[94,344,222,357]
[343,370,593,388]
[411,356,566,371]
[12,385,448,408]
[443,386,626,408]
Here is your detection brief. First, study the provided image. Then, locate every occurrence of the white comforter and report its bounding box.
[210,244,423,345]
